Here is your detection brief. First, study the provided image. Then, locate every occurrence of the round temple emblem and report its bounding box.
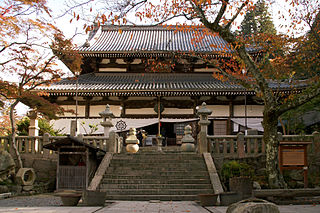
[115,120,127,131]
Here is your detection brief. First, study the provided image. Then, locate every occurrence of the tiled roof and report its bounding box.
[36,73,300,96]
[78,25,260,58]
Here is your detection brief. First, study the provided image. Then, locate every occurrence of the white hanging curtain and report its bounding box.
[231,118,264,132]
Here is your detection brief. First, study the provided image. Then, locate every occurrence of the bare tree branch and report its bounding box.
[225,0,249,29]
[213,0,228,26]
[55,0,95,19]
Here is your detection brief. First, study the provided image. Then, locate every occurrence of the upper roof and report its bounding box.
[77,25,260,58]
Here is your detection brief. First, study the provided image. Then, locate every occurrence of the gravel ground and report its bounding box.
[0,193,63,207]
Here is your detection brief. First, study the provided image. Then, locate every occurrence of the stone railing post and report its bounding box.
[70,120,79,137]
[181,125,195,152]
[43,133,50,144]
[197,102,212,154]
[108,131,116,153]
[43,133,50,156]
[156,136,164,152]
[28,110,39,152]
[28,110,39,137]
[277,132,283,142]
[237,132,245,158]
[77,133,84,141]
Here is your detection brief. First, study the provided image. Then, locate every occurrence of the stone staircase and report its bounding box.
[98,151,214,201]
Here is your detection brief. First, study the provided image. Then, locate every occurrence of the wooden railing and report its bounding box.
[207,132,319,159]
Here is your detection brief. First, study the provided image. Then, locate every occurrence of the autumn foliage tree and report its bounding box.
[279,8,320,134]
[63,0,320,188]
[0,0,81,168]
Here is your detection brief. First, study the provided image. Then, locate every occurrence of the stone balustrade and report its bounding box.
[0,133,122,159]
[207,132,319,159]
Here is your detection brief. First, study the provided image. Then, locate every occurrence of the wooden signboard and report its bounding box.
[281,148,305,166]
[279,141,311,188]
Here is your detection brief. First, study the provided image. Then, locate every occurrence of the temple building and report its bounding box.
[36,25,294,144]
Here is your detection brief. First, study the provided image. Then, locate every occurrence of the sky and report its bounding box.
[13,0,317,116]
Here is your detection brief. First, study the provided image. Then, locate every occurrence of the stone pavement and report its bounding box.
[0,201,320,213]
[207,204,320,213]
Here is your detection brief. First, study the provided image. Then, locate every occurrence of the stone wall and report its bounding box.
[213,152,320,189]
[8,148,58,192]
[22,155,57,184]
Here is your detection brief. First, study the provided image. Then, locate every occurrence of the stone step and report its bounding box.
[99,152,212,201]
[109,162,206,168]
[110,159,204,165]
[104,171,209,177]
[107,166,206,172]
[139,146,182,150]
[103,175,210,180]
[138,150,184,154]
[101,178,211,184]
[105,194,199,201]
[112,154,202,160]
[101,183,213,190]
[114,152,198,156]
[110,159,204,163]
[113,153,202,157]
[103,188,214,195]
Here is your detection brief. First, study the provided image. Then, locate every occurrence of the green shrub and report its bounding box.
[16,117,64,136]
[220,160,254,189]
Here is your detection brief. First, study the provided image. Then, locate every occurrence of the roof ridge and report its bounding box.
[101,25,207,31]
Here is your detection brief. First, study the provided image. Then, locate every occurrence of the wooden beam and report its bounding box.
[85,97,92,118]
[57,147,60,190]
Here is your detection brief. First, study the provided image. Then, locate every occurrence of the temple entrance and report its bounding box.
[137,120,198,146]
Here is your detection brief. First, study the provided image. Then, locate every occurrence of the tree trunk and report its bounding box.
[10,100,23,169]
[262,109,286,189]
[279,117,286,135]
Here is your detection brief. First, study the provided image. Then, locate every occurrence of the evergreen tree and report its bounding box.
[241,0,277,36]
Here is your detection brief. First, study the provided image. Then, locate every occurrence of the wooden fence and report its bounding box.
[207,132,319,158]
[58,166,86,190]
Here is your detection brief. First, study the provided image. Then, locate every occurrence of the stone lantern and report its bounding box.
[125,128,140,153]
[181,125,195,152]
[99,104,114,137]
[197,102,212,134]
[197,102,212,154]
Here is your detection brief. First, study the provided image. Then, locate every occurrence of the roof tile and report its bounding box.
[78,25,259,57]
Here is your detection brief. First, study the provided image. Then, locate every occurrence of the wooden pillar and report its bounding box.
[157,96,161,137]
[228,100,234,134]
[85,97,91,118]
[120,97,126,117]
[85,149,89,189]
[192,96,199,117]
[56,148,60,190]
